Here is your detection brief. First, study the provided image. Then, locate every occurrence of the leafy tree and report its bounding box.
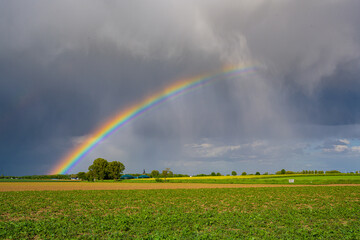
[242,172,247,175]
[88,158,109,180]
[255,172,260,175]
[106,161,125,180]
[211,172,216,176]
[216,172,221,176]
[162,168,171,182]
[231,171,237,176]
[77,172,87,181]
[280,169,286,174]
[151,170,160,178]
[86,171,94,181]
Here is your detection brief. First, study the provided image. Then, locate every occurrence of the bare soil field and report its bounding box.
[1,182,359,191]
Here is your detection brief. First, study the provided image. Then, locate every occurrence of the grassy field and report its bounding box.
[1,186,359,239]
[124,174,360,185]
[2,182,359,192]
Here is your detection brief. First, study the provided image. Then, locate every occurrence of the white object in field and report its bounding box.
[289,179,294,183]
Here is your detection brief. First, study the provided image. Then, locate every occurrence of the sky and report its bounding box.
[1,0,360,176]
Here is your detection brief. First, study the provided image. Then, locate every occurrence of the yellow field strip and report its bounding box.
[1,182,359,192]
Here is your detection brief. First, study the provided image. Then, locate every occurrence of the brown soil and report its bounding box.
[0,182,359,192]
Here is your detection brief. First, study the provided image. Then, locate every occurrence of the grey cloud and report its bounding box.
[1,1,360,175]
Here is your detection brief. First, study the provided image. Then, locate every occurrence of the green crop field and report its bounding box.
[125,174,360,185]
[1,186,359,239]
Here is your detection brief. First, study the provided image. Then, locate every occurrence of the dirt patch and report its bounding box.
[0,182,359,192]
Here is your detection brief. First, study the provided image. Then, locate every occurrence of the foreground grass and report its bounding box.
[1,186,359,239]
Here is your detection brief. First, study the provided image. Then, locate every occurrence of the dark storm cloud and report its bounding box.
[284,59,360,126]
[1,0,360,175]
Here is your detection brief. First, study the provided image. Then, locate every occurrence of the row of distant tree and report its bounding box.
[0,174,72,180]
[180,169,359,177]
[149,169,189,178]
[1,165,359,180]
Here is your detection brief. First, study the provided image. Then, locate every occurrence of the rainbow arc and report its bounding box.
[50,64,256,174]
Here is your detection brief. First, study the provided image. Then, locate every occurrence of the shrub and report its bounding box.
[326,170,341,174]
[155,178,164,183]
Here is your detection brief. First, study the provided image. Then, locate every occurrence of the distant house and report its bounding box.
[138,175,150,179]
[120,174,135,180]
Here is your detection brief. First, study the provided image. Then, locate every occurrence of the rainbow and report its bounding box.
[50,64,256,174]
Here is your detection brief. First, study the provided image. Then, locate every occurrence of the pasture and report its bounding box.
[1,185,359,239]
[126,174,360,185]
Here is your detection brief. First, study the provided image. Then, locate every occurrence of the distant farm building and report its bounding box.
[138,175,150,179]
[120,174,135,179]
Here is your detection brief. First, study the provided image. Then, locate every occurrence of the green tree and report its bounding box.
[255,172,260,175]
[231,171,237,176]
[280,169,286,174]
[263,172,269,175]
[77,172,87,181]
[106,161,125,180]
[162,168,171,182]
[242,172,247,175]
[88,158,109,180]
[211,172,216,176]
[151,170,160,178]
[216,172,221,176]
[86,171,94,181]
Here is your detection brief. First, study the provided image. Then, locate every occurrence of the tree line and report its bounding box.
[1,165,359,180]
